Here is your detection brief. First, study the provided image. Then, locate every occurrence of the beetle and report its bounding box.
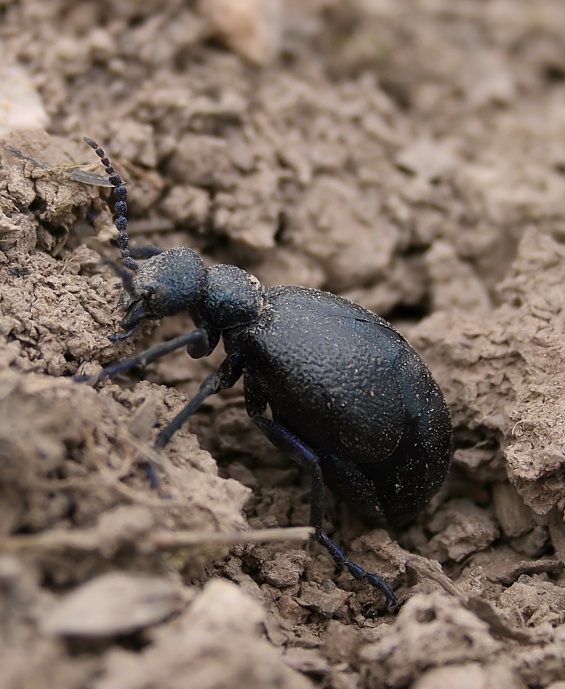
[77,137,452,606]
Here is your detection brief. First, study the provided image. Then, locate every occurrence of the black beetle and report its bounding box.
[78,138,452,606]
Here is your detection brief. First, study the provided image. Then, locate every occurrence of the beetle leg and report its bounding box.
[154,351,245,450]
[242,372,268,416]
[252,415,397,607]
[136,352,243,489]
[73,329,210,385]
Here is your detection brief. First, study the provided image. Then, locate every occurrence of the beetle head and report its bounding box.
[117,248,206,336]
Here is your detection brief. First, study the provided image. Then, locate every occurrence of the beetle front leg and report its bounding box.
[252,415,397,607]
[74,330,210,385]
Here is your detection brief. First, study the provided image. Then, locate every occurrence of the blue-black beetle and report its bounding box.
[78,138,452,606]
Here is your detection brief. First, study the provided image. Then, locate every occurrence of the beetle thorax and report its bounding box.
[199,264,265,330]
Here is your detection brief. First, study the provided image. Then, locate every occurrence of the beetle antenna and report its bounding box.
[84,137,139,272]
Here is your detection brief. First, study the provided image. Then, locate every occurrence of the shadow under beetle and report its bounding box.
[77,137,452,607]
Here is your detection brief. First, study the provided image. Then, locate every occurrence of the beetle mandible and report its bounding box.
[78,137,452,607]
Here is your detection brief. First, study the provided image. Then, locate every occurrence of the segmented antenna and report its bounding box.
[84,137,139,271]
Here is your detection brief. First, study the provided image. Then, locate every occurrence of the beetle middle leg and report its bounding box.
[251,415,397,606]
[153,351,245,450]
[75,338,242,487]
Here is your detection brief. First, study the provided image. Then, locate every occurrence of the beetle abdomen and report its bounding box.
[236,285,452,526]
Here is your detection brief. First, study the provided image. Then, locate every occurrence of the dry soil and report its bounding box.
[2,2,565,688]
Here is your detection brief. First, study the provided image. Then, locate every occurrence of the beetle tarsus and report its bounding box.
[316,529,397,606]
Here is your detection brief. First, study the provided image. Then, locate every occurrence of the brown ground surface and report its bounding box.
[2,1,565,688]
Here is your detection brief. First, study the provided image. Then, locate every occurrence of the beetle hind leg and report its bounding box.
[252,415,397,607]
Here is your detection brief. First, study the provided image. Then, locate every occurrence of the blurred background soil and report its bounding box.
[2,1,565,688]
